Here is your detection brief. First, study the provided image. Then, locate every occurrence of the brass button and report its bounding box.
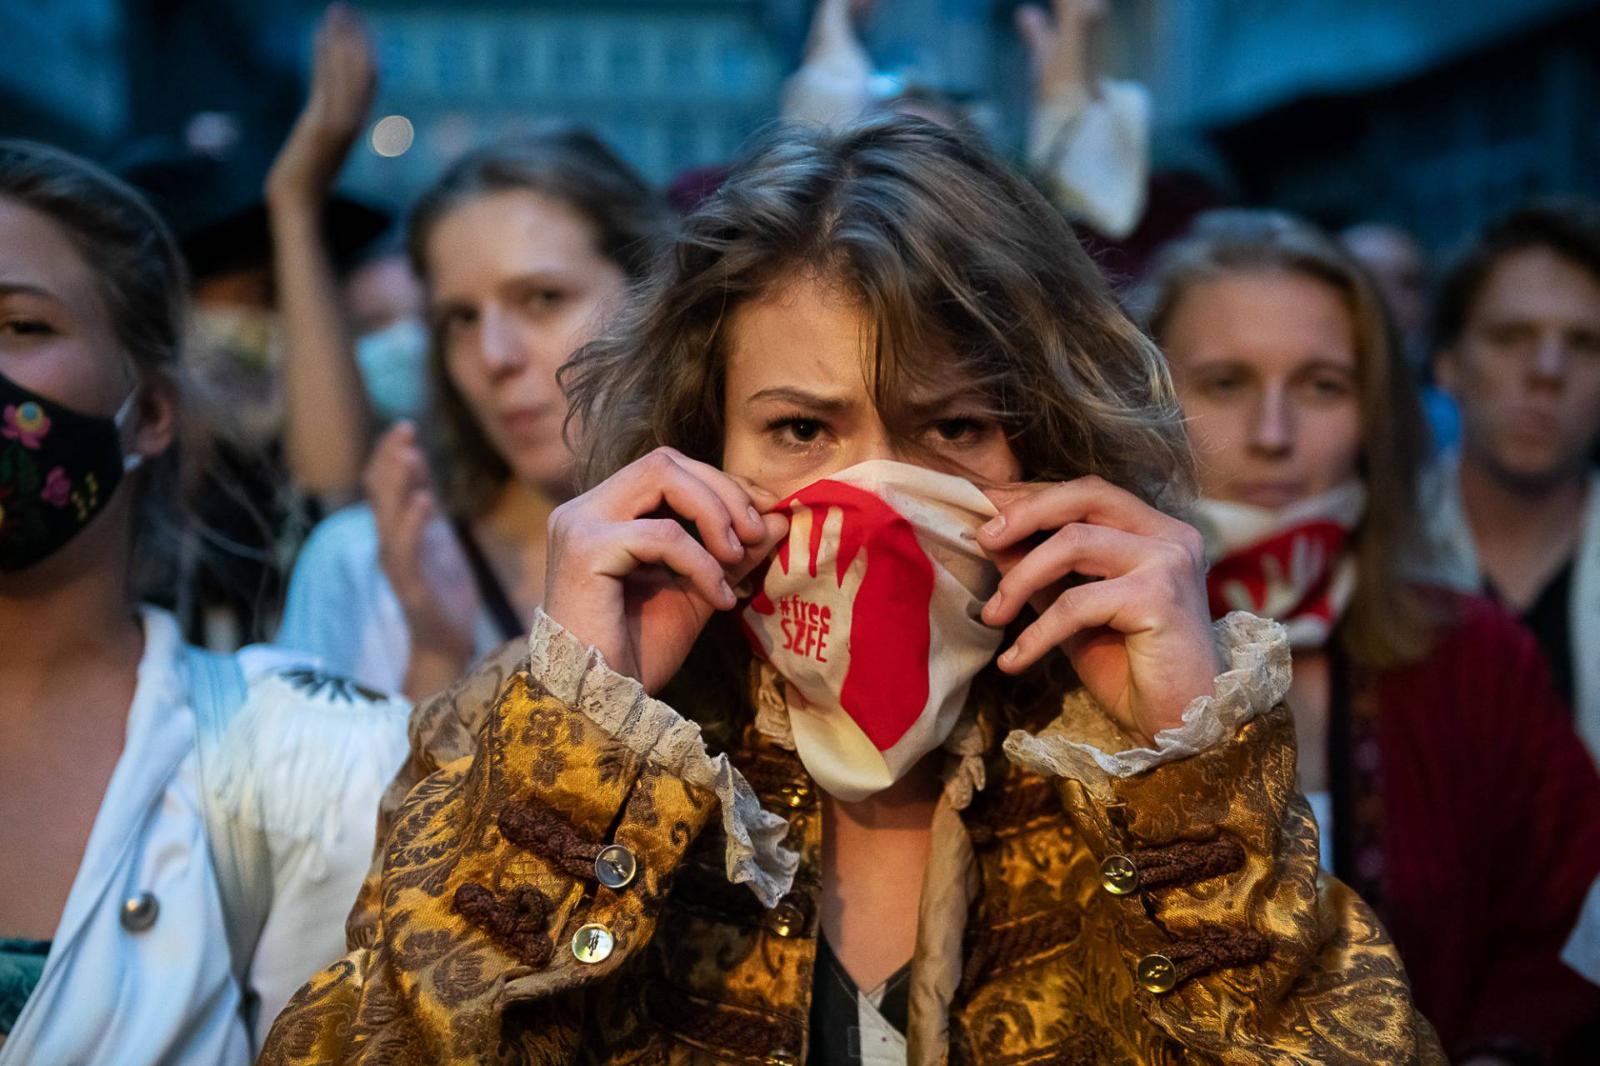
[780,782,812,809]
[1100,854,1139,896]
[763,1052,798,1066]
[571,923,615,964]
[594,844,637,889]
[766,901,805,938]
[120,891,159,932]
[1137,953,1177,994]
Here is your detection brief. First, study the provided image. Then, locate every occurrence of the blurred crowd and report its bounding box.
[3,2,1599,1064]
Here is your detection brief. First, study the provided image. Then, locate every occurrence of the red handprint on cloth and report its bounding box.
[744,478,936,752]
[1205,520,1349,629]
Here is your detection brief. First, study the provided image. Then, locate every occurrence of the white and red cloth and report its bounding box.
[742,461,1003,802]
[1190,482,1366,650]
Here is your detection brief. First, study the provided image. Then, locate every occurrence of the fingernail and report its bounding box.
[746,506,762,527]
[986,589,1005,615]
[719,579,736,605]
[981,515,1006,538]
[999,646,1018,667]
[726,527,742,553]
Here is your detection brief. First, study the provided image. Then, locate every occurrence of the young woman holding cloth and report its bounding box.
[262,118,1439,1065]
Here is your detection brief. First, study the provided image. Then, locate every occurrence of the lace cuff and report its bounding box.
[1002,612,1291,797]
[528,610,798,908]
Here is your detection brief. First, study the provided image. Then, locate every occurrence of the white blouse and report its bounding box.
[0,607,409,1065]
[276,504,507,695]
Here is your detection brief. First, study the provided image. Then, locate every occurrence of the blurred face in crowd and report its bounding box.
[0,198,132,417]
[1436,246,1600,492]
[0,196,173,568]
[1341,223,1427,356]
[345,251,424,336]
[1163,269,1362,508]
[425,189,626,496]
[718,273,1022,498]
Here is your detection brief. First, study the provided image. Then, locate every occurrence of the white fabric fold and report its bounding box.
[1028,78,1151,240]
[528,610,799,908]
[752,659,988,811]
[1003,612,1291,800]
[1561,875,1600,986]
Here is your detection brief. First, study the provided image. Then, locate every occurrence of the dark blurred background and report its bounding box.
[3,0,1598,249]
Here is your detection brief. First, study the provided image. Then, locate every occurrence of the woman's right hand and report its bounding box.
[543,448,789,695]
[366,423,480,689]
[265,3,376,211]
[1016,0,1107,104]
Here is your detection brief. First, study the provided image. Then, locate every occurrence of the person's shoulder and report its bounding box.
[1380,585,1556,722]
[234,634,406,712]
[297,502,380,566]
[1419,587,1532,655]
[205,648,411,846]
[279,503,389,638]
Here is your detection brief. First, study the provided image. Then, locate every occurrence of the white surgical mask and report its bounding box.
[741,460,1003,802]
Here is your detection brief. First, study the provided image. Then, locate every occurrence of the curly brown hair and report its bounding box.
[563,116,1193,507]
[561,116,1196,740]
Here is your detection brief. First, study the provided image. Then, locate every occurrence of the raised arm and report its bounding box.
[266,2,379,498]
[1017,0,1150,240]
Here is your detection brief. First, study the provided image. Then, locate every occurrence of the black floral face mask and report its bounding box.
[0,370,140,572]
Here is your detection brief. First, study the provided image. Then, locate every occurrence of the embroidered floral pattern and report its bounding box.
[39,466,69,507]
[279,667,388,705]
[1,402,50,449]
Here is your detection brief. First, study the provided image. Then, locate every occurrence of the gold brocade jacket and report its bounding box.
[259,612,1443,1065]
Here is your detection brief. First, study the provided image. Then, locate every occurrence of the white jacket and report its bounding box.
[0,607,409,1065]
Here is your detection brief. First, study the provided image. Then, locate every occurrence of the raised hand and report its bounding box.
[978,475,1221,746]
[265,3,377,210]
[1015,0,1108,103]
[542,448,789,695]
[364,422,479,695]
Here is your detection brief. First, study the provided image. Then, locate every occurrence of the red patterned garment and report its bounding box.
[1337,592,1600,1062]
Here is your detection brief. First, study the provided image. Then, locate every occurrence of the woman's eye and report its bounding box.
[784,419,823,443]
[521,289,565,313]
[929,418,984,443]
[1303,375,1353,402]
[1,319,53,337]
[435,308,476,336]
[765,416,829,450]
[1484,323,1535,350]
[1200,374,1245,398]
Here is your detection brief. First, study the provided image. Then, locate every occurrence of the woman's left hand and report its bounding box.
[977,475,1221,747]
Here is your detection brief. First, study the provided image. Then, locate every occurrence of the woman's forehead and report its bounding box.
[724,275,874,396]
[0,197,102,314]
[723,273,975,408]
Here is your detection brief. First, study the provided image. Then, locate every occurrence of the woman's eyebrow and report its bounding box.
[904,388,982,418]
[745,386,855,413]
[0,280,60,302]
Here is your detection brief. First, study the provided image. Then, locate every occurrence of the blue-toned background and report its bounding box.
[3,0,1596,248]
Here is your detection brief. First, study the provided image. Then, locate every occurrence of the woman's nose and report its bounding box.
[477,304,528,375]
[851,426,900,468]
[1249,388,1295,456]
[1528,332,1569,385]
